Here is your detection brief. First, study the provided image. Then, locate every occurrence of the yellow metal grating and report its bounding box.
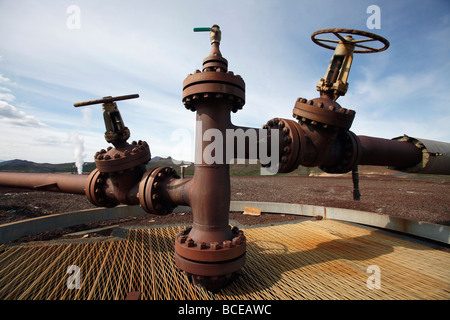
[0,219,449,300]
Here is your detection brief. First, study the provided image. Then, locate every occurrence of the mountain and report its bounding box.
[0,158,401,177]
[0,157,190,174]
[0,159,96,174]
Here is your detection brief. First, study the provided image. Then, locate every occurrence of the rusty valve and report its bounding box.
[74,94,151,207]
[285,29,390,175]
[312,28,389,101]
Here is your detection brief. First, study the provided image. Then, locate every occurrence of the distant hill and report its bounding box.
[0,157,192,174]
[0,157,405,177]
[0,159,96,174]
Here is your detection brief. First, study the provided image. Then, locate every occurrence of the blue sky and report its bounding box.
[0,0,449,164]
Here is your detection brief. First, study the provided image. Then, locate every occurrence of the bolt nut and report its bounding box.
[178,235,187,244]
[232,237,241,246]
[186,238,195,247]
[223,240,232,248]
[210,242,221,250]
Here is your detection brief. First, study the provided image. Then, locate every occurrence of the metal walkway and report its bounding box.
[0,219,448,300]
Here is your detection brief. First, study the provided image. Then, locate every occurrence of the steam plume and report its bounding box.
[69,132,85,174]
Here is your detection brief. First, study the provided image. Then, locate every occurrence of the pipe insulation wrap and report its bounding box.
[390,135,450,175]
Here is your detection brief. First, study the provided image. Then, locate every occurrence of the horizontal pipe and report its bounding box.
[357,135,422,169]
[162,176,192,207]
[0,172,88,195]
[391,135,450,175]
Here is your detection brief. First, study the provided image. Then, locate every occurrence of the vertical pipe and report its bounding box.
[188,102,233,244]
[352,166,361,201]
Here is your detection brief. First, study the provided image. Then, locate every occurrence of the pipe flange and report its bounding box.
[293,97,355,129]
[182,70,245,113]
[139,166,179,215]
[320,130,361,173]
[94,140,151,173]
[174,226,246,263]
[174,226,246,292]
[85,168,119,207]
[263,118,305,173]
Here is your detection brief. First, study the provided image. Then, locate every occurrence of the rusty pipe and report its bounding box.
[357,135,422,169]
[0,172,88,194]
[390,135,450,175]
[168,25,249,291]
[189,102,233,243]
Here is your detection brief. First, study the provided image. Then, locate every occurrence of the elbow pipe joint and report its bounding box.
[138,166,189,214]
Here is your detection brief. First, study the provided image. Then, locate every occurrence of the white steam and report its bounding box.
[69,132,86,174]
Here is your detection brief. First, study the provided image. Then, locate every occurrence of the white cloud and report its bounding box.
[0,93,15,102]
[0,86,12,92]
[0,101,46,127]
[0,74,11,83]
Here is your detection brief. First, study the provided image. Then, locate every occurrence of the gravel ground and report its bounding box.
[0,174,448,242]
[230,175,450,225]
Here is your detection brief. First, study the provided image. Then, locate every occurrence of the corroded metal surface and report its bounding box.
[0,220,448,300]
[0,172,87,194]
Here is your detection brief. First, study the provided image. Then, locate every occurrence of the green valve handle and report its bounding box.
[193,25,221,44]
[193,27,211,32]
